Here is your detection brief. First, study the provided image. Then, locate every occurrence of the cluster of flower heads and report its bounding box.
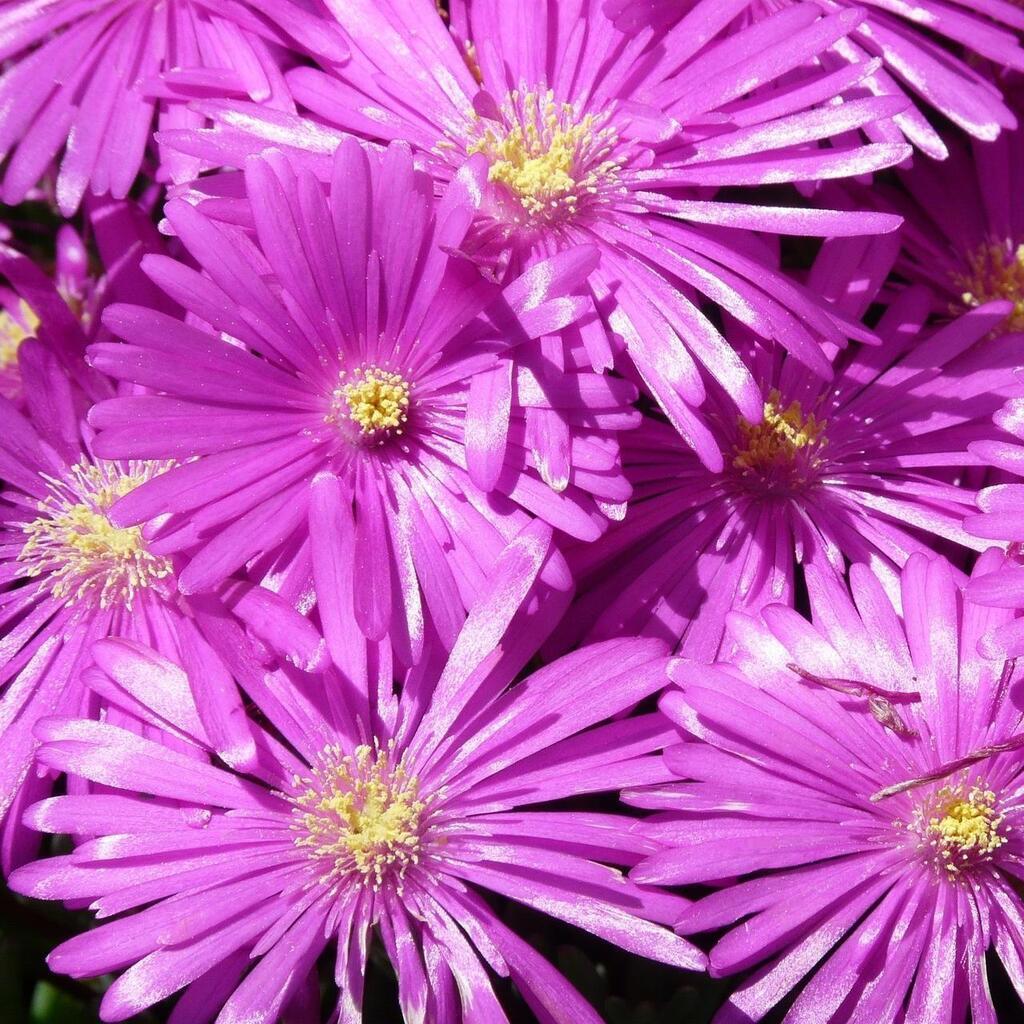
[0,1,1023,1023]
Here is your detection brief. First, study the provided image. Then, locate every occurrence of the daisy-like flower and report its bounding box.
[561,237,1022,662]
[0,0,349,213]
[166,0,907,465]
[0,243,322,875]
[877,101,1024,331]
[630,552,1024,1023]
[11,522,703,1024]
[0,219,102,404]
[606,0,1024,158]
[0,195,187,406]
[964,395,1024,658]
[88,140,636,668]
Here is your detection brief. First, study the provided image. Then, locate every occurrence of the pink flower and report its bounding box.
[0,0,349,213]
[965,394,1024,657]
[88,140,637,668]
[0,197,177,405]
[606,0,1024,158]
[11,523,702,1024]
[0,238,321,874]
[561,237,1021,662]
[165,0,907,465]
[882,96,1024,331]
[630,551,1024,1023]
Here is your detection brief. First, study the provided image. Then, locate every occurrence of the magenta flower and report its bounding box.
[0,0,349,213]
[561,238,1021,662]
[167,0,907,465]
[607,0,1024,158]
[11,522,702,1024]
[0,198,177,406]
[965,395,1024,657]
[630,552,1024,1023]
[881,106,1024,331]
[0,244,321,874]
[88,140,636,668]
[0,216,103,403]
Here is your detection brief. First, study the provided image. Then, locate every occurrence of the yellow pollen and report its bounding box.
[919,785,1007,876]
[733,389,827,477]
[0,300,39,370]
[18,460,174,610]
[293,743,427,891]
[468,88,621,219]
[953,241,1024,332]
[335,367,411,436]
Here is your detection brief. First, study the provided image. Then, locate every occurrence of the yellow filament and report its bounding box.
[953,241,1024,332]
[925,785,1006,874]
[294,744,426,891]
[335,367,411,436]
[468,88,620,219]
[733,389,827,476]
[18,461,173,610]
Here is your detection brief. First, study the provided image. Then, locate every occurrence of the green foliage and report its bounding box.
[30,982,96,1024]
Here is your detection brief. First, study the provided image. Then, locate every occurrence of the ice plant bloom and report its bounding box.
[606,0,1024,158]
[88,140,637,668]
[11,524,703,1024]
[965,394,1024,657]
[0,223,99,403]
[0,244,322,875]
[0,0,349,213]
[561,238,1022,662]
[629,552,1024,1023]
[0,197,188,406]
[167,0,908,465]
[878,107,1024,330]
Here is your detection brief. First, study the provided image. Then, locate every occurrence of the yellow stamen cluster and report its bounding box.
[953,241,1024,332]
[917,784,1007,876]
[18,460,174,610]
[733,389,828,480]
[0,300,40,369]
[468,88,621,220]
[333,366,411,437]
[293,743,427,891]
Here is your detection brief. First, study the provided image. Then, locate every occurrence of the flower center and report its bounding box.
[330,366,411,439]
[914,783,1007,876]
[732,390,827,491]
[0,300,39,370]
[952,241,1024,331]
[18,460,174,610]
[293,744,427,891]
[468,88,621,221]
